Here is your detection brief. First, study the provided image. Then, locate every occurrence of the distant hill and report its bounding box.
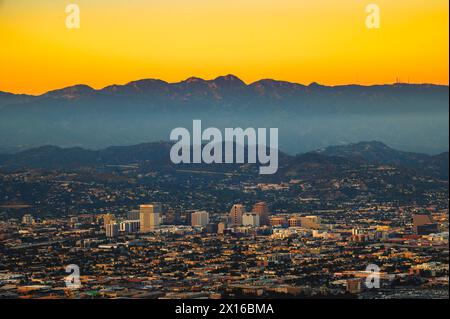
[0,75,448,155]
[0,141,447,180]
[0,142,174,169]
[314,141,449,179]
[315,141,429,165]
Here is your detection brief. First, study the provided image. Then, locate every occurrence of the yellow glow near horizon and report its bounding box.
[0,0,448,95]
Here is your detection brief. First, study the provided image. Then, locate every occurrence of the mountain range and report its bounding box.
[0,141,447,180]
[0,75,448,155]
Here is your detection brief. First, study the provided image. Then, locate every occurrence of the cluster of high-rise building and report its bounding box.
[228,202,269,228]
[101,202,271,237]
[98,201,332,240]
[100,204,445,244]
[102,203,162,237]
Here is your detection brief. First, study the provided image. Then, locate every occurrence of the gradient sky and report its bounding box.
[0,0,448,95]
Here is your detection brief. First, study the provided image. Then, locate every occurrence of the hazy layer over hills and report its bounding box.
[0,75,448,154]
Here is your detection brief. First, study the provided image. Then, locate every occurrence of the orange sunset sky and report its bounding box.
[0,0,448,95]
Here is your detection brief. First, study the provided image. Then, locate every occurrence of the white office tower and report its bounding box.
[242,213,260,227]
[230,204,246,226]
[120,220,141,234]
[140,203,161,233]
[191,211,210,227]
[106,223,119,238]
